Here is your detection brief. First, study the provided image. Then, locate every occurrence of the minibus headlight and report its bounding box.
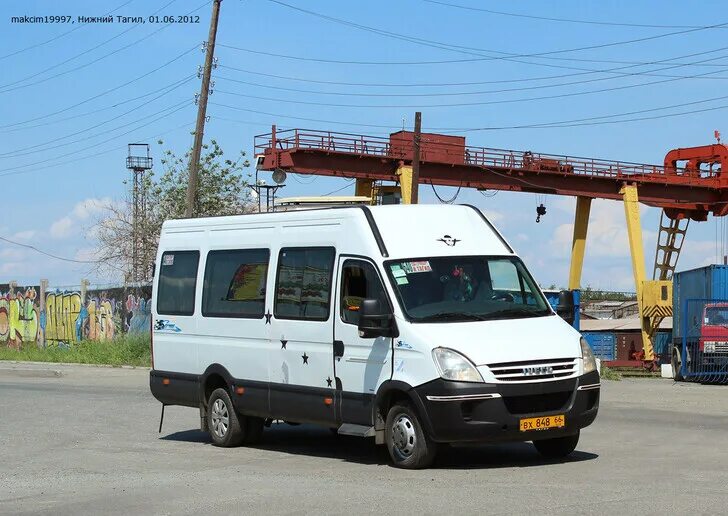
[581,337,597,374]
[432,347,484,383]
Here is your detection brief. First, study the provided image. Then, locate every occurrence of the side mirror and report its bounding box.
[358,298,398,339]
[556,290,575,326]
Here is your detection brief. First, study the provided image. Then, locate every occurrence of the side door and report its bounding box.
[334,257,393,425]
[268,247,338,426]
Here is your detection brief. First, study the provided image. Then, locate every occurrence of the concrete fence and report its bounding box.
[0,280,151,349]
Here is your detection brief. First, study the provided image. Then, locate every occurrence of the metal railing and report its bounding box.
[255,129,720,188]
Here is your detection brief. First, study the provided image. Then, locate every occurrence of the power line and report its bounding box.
[421,0,727,30]
[323,180,355,196]
[215,50,728,97]
[0,103,191,176]
[0,121,193,180]
[266,0,728,66]
[217,61,728,88]
[208,101,401,129]
[0,235,98,264]
[0,0,136,61]
[0,73,196,134]
[0,0,209,94]
[0,45,197,129]
[0,78,194,157]
[215,64,728,108]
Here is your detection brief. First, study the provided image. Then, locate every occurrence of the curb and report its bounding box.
[0,360,151,370]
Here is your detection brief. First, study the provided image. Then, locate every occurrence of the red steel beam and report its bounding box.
[255,128,728,220]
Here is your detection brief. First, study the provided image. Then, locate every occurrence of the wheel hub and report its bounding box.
[391,414,416,457]
[211,398,229,438]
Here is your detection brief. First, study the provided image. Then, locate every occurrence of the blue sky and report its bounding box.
[2,0,727,290]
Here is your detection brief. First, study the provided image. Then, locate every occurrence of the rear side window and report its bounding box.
[275,247,335,321]
[203,249,270,318]
[157,251,200,315]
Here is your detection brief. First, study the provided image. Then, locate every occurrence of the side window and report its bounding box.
[487,260,535,305]
[275,247,335,321]
[157,251,199,315]
[340,260,388,325]
[202,249,269,318]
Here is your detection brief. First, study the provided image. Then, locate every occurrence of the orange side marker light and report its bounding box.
[236,387,245,395]
[162,378,170,385]
[324,397,333,406]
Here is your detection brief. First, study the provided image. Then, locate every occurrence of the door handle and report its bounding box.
[333,340,345,358]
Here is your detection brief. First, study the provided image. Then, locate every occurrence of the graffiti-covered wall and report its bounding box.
[0,283,151,348]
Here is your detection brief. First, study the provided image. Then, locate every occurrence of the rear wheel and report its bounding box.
[385,402,437,469]
[533,431,579,459]
[207,388,244,447]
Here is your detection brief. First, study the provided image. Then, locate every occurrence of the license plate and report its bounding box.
[519,415,565,432]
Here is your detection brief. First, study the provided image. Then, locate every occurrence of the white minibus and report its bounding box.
[150,204,599,468]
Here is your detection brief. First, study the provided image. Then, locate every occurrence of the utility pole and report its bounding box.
[410,111,422,204]
[185,0,222,218]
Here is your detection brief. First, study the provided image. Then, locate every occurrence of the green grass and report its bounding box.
[0,334,151,367]
[600,365,622,381]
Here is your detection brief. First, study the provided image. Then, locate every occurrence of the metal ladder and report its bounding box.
[648,210,689,355]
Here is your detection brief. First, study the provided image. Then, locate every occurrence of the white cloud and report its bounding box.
[483,209,503,223]
[49,217,74,239]
[48,197,113,240]
[11,230,36,241]
[72,197,111,220]
[550,199,655,259]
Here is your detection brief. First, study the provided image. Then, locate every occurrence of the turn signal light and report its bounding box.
[235,386,245,395]
[324,397,333,406]
[162,378,170,386]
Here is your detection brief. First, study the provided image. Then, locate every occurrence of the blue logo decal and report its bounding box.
[154,319,181,332]
[395,340,413,350]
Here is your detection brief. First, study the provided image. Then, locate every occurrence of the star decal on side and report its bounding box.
[326,377,332,387]
[281,339,287,349]
[264,311,272,324]
[301,352,309,364]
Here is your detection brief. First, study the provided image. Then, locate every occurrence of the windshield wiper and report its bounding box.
[485,307,549,319]
[419,312,488,322]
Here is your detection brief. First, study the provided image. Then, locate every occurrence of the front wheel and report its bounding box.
[385,402,437,469]
[533,431,579,459]
[207,388,244,447]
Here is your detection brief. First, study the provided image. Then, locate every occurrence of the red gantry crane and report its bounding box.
[255,126,728,363]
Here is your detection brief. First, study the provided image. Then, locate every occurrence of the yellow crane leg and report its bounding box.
[355,179,376,205]
[396,165,415,204]
[620,185,655,361]
[568,197,592,290]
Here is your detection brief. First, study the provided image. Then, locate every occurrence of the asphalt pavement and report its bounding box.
[1,362,726,515]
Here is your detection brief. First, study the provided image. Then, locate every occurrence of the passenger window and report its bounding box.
[202,249,270,318]
[340,261,389,326]
[488,260,535,305]
[275,247,335,321]
[157,251,199,315]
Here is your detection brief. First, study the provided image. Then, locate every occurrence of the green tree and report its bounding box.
[151,138,251,221]
[92,139,251,282]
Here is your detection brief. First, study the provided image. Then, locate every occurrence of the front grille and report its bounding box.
[486,357,578,382]
[503,391,572,415]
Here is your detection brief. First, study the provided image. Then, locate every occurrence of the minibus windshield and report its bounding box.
[385,256,552,323]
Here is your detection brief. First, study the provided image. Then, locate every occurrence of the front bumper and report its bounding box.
[410,371,600,443]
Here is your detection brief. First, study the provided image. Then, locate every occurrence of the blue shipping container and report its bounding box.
[673,264,728,341]
[581,331,615,361]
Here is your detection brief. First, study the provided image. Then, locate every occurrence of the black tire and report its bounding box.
[242,416,265,444]
[385,402,437,469]
[672,347,684,382]
[207,388,244,447]
[533,431,580,459]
